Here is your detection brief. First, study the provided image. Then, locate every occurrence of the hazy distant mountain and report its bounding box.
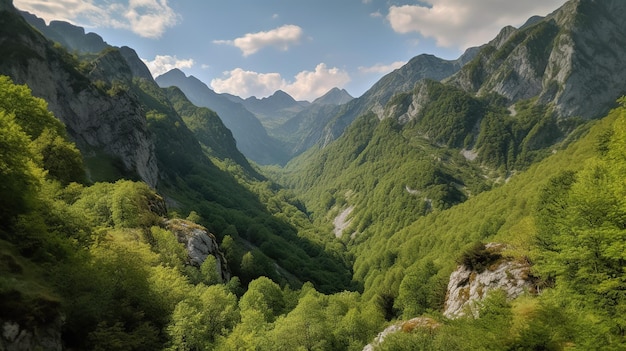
[20,10,108,53]
[283,52,476,155]
[312,87,354,105]
[156,69,290,165]
[231,90,310,129]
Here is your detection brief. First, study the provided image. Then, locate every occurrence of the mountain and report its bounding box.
[446,0,626,119]
[312,87,354,105]
[284,51,478,155]
[20,11,108,53]
[223,89,310,131]
[3,0,626,349]
[156,69,290,165]
[0,2,158,186]
[161,85,260,177]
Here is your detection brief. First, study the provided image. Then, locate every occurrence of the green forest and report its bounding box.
[2,58,626,351]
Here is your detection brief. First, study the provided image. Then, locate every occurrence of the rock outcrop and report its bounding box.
[443,243,534,318]
[0,4,159,187]
[165,219,230,282]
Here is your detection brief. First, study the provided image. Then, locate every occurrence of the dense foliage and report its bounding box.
[2,27,626,350]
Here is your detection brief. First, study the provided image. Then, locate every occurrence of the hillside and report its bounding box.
[1,0,626,349]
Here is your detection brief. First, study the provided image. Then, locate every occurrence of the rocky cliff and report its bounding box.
[443,243,534,318]
[446,0,626,120]
[165,219,231,282]
[0,3,159,187]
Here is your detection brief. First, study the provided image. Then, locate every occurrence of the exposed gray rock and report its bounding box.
[165,219,231,282]
[443,243,533,319]
[1,6,159,187]
[447,0,626,120]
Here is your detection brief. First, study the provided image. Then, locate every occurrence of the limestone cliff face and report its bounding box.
[443,243,534,319]
[165,219,231,282]
[0,4,159,187]
[447,0,626,120]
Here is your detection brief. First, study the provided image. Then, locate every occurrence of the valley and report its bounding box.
[1,0,626,350]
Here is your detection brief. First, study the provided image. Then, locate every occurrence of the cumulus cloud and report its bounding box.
[142,55,194,77]
[14,0,106,24]
[121,0,179,38]
[286,63,351,101]
[14,0,179,39]
[211,63,350,101]
[211,69,286,98]
[358,61,406,74]
[387,0,566,49]
[213,24,304,57]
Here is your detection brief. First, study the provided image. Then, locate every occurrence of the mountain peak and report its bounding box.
[264,89,297,104]
[312,87,353,105]
[158,68,187,79]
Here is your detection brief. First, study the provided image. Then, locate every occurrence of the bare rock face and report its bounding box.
[0,5,159,187]
[443,243,534,319]
[447,0,626,120]
[165,219,230,282]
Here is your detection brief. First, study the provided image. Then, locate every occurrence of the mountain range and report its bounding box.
[2,0,626,349]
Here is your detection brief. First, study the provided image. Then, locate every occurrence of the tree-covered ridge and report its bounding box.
[4,71,625,350]
[369,99,626,350]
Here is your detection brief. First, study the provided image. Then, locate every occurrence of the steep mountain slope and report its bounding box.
[312,87,354,105]
[278,0,626,304]
[270,88,354,156]
[162,86,255,173]
[3,1,353,293]
[446,0,626,119]
[288,51,478,155]
[156,69,290,165]
[0,3,158,186]
[20,11,108,53]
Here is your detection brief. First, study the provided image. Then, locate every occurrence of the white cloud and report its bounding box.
[359,61,406,74]
[286,63,351,101]
[387,0,566,49]
[211,63,350,101]
[142,55,194,77]
[14,0,179,39]
[14,0,105,24]
[213,24,304,57]
[121,0,179,38]
[211,68,286,98]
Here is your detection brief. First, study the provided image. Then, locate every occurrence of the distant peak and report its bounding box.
[312,87,354,105]
[158,68,187,80]
[266,89,296,102]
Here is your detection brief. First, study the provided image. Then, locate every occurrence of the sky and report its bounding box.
[14,0,568,101]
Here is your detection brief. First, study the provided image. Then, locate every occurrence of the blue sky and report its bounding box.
[14,0,567,101]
